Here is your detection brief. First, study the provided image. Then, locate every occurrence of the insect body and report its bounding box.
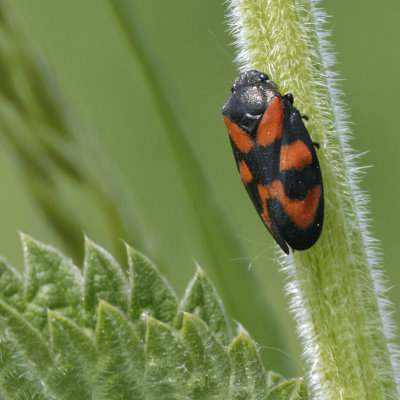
[222,70,324,254]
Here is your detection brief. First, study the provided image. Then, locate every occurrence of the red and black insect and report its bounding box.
[222,70,324,254]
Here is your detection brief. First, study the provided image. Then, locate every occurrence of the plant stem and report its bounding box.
[227,0,399,398]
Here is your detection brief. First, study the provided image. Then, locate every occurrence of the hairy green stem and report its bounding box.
[227,0,399,399]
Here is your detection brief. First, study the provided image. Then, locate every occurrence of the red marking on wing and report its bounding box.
[280,140,313,172]
[239,160,253,185]
[256,95,284,146]
[269,180,321,229]
[257,184,273,232]
[223,116,254,154]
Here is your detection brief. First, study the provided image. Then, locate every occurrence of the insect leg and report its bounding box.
[312,142,320,149]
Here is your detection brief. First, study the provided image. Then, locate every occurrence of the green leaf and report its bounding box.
[0,300,52,392]
[83,238,128,325]
[127,246,178,324]
[0,237,305,398]
[0,338,54,400]
[176,267,231,345]
[22,234,85,332]
[229,327,268,400]
[0,271,51,399]
[0,256,25,312]
[145,317,192,399]
[267,370,285,391]
[182,313,230,398]
[96,300,145,399]
[267,378,307,400]
[48,311,96,399]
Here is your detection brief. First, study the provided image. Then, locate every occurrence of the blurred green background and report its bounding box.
[2,0,399,378]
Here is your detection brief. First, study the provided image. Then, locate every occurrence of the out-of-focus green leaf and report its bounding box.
[106,1,285,361]
[0,1,143,263]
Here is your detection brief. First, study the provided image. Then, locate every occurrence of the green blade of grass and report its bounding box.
[107,0,288,365]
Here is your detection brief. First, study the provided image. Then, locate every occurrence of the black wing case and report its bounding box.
[223,94,290,254]
[269,97,324,250]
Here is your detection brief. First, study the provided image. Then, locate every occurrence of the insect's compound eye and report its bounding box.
[259,73,269,82]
